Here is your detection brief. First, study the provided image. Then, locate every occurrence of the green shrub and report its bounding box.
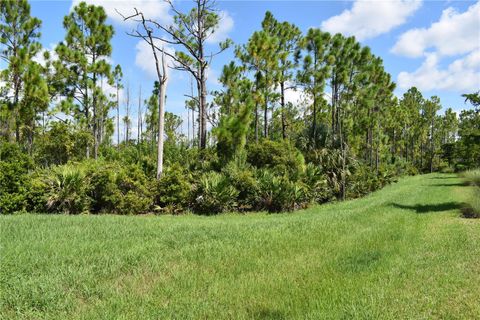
[26,172,49,212]
[192,171,238,215]
[87,161,153,215]
[120,190,152,215]
[154,164,192,214]
[247,139,305,179]
[109,166,152,214]
[0,143,33,214]
[392,159,419,176]
[256,170,308,213]
[86,161,122,213]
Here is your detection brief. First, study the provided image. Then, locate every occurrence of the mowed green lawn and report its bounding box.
[1,174,479,319]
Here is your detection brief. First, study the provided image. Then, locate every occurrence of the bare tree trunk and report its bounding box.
[199,67,207,149]
[156,51,168,179]
[138,85,142,143]
[192,104,196,147]
[125,84,130,143]
[116,84,120,149]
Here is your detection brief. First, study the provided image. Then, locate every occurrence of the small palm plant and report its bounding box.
[44,165,90,214]
[193,171,239,214]
[257,170,307,212]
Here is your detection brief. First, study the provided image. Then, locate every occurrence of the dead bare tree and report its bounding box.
[137,84,142,143]
[120,9,168,179]
[119,0,230,149]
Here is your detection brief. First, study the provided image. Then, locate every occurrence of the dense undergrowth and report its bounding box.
[1,140,416,215]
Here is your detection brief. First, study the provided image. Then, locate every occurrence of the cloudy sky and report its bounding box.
[28,0,480,137]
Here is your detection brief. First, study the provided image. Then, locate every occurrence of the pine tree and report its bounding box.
[297,29,331,148]
[0,0,45,144]
[237,30,278,139]
[54,1,114,159]
[262,12,301,139]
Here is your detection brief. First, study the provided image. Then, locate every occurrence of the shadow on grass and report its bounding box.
[429,182,468,187]
[430,176,457,180]
[390,202,463,214]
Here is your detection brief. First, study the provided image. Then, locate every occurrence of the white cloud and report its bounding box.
[71,0,172,25]
[285,87,307,106]
[283,83,317,107]
[392,1,480,57]
[394,2,480,93]
[397,50,480,92]
[32,44,58,67]
[135,39,174,79]
[321,0,421,41]
[206,66,220,87]
[206,10,234,44]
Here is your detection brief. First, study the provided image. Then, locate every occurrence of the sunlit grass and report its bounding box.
[1,173,479,319]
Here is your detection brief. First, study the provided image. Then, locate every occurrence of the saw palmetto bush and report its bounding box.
[42,165,90,214]
[256,169,308,212]
[192,171,239,214]
[222,154,259,211]
[302,163,331,203]
[307,148,348,198]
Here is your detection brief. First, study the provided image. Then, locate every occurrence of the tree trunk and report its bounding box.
[200,68,207,149]
[192,103,196,147]
[125,85,130,144]
[264,90,268,138]
[280,80,286,140]
[254,101,259,143]
[117,85,120,149]
[312,90,317,148]
[331,78,337,145]
[157,79,167,179]
[138,85,142,143]
[85,83,90,159]
[156,50,168,179]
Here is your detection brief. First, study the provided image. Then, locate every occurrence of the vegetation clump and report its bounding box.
[461,169,480,218]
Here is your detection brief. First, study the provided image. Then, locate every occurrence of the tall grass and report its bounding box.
[461,169,480,218]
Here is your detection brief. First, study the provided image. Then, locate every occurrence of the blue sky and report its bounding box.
[27,0,480,137]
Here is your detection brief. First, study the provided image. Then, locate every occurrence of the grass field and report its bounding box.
[1,173,479,319]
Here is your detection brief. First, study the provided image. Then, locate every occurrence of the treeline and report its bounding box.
[0,0,479,215]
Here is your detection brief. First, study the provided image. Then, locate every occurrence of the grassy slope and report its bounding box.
[1,173,479,319]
